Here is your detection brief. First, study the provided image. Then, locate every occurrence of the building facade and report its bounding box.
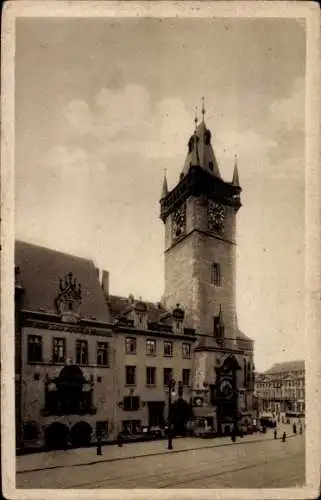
[254,361,305,414]
[15,241,115,451]
[105,291,196,435]
[160,107,255,435]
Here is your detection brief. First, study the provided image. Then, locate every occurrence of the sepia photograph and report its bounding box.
[1,1,320,499]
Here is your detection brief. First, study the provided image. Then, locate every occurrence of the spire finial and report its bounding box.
[232,154,240,188]
[201,96,205,122]
[161,168,168,199]
[194,106,198,129]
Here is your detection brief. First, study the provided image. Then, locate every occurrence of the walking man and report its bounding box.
[282,432,286,442]
[274,429,277,439]
[96,433,102,456]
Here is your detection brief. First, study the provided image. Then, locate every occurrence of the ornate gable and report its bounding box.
[55,272,82,323]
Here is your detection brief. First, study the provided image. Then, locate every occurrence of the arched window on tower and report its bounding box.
[211,263,222,286]
[213,306,224,345]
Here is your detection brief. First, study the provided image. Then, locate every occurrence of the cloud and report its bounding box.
[269,76,305,132]
[64,84,192,162]
[58,80,304,191]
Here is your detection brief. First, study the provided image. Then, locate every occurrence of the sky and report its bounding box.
[15,17,306,372]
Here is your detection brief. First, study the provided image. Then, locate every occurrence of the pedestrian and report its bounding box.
[300,425,303,434]
[117,432,124,447]
[96,433,102,456]
[282,432,286,442]
[293,423,297,434]
[274,429,277,439]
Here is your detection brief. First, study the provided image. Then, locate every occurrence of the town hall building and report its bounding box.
[15,101,255,450]
[160,104,255,434]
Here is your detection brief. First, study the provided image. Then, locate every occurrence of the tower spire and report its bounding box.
[161,168,168,199]
[232,154,240,187]
[194,105,198,130]
[201,96,205,122]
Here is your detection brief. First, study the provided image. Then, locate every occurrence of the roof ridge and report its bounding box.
[16,240,94,264]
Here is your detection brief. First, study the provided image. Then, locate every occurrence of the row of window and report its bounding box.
[125,337,191,359]
[125,366,191,387]
[257,379,305,388]
[27,334,192,366]
[28,335,109,366]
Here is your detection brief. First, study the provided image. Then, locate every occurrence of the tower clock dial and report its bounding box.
[208,201,225,233]
[172,204,186,239]
[220,379,233,400]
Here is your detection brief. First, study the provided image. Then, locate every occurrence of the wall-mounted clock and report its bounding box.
[220,379,233,400]
[172,204,186,239]
[208,200,225,233]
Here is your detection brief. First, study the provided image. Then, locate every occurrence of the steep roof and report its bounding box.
[108,294,170,323]
[182,120,221,179]
[266,360,305,374]
[15,240,111,323]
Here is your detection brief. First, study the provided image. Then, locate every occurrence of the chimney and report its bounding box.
[101,270,109,298]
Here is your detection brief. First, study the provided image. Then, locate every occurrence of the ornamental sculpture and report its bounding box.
[55,272,82,323]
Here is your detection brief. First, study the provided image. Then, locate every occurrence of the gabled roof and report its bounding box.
[108,294,170,323]
[15,240,111,323]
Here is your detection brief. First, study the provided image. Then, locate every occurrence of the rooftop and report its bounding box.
[266,360,305,374]
[15,240,111,323]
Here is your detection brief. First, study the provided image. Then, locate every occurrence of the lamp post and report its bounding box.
[167,375,176,450]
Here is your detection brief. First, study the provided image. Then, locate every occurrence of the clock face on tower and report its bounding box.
[208,200,225,233]
[172,204,186,239]
[219,379,233,400]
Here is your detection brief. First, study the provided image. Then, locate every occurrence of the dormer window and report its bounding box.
[172,303,185,334]
[133,300,147,329]
[135,311,147,330]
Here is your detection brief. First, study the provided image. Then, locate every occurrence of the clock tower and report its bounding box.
[160,105,241,348]
[160,103,254,434]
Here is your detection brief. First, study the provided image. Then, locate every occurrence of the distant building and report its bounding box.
[254,360,305,414]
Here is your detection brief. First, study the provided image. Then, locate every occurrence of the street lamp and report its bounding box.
[167,375,176,450]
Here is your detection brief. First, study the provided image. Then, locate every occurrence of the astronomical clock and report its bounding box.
[172,204,186,240]
[208,200,225,233]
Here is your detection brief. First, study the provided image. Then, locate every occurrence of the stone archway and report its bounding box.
[45,422,69,450]
[70,421,92,448]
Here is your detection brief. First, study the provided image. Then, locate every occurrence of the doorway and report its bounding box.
[147,401,165,428]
